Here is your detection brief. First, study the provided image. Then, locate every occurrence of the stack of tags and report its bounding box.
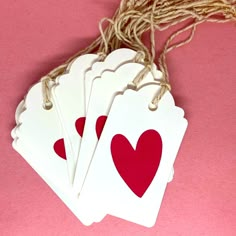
[12,48,187,227]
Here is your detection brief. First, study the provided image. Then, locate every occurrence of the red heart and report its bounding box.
[96,115,107,139]
[111,129,162,198]
[75,117,86,137]
[53,138,67,160]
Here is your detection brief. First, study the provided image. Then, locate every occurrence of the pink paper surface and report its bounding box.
[0,1,235,235]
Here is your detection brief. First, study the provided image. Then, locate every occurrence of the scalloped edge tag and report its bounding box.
[77,83,188,227]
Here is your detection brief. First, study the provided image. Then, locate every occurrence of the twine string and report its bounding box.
[41,0,236,109]
[114,0,235,107]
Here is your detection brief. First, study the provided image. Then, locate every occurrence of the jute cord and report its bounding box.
[41,0,236,109]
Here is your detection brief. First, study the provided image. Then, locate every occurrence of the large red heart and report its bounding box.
[111,129,162,198]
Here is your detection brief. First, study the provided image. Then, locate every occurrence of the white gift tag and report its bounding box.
[12,82,98,224]
[51,54,100,181]
[77,83,188,227]
[73,63,161,194]
[14,82,75,182]
[85,48,138,111]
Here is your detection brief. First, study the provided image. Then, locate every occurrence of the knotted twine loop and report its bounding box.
[41,75,53,110]
[149,80,171,111]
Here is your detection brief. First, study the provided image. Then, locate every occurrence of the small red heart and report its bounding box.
[111,129,162,198]
[75,117,86,137]
[53,138,67,160]
[96,115,107,139]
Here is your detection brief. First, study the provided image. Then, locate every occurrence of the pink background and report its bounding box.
[0,1,235,235]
